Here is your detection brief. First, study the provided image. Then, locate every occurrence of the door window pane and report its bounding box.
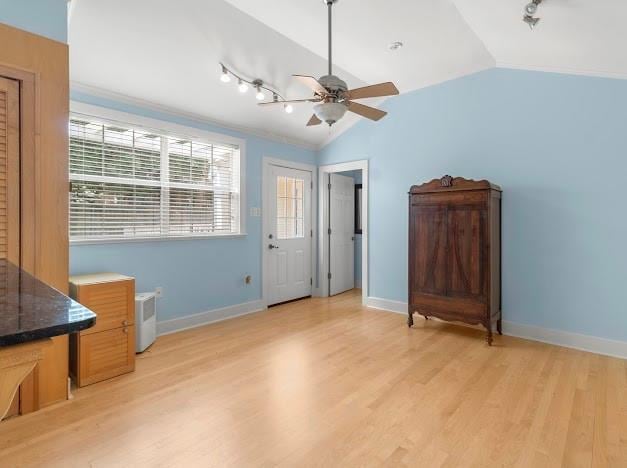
[277,176,304,239]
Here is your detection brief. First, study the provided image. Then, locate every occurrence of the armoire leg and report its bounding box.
[486,328,493,346]
[407,312,414,328]
[497,318,502,335]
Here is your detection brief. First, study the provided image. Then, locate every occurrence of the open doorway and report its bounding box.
[318,160,368,304]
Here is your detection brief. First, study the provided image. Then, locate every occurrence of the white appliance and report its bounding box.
[135,292,157,352]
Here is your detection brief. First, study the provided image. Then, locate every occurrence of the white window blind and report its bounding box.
[69,116,241,241]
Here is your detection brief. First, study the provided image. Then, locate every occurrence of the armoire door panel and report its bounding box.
[410,205,448,296]
[446,207,487,300]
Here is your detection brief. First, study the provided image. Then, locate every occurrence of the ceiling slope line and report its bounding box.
[70,82,320,151]
[450,0,497,68]
[495,62,627,81]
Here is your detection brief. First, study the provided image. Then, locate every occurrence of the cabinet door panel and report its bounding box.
[78,280,134,334]
[446,207,487,300]
[79,326,135,387]
[410,205,448,297]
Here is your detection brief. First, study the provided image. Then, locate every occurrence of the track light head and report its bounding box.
[238,79,248,93]
[284,104,294,114]
[220,65,231,83]
[523,0,542,30]
[523,15,541,29]
[253,79,265,101]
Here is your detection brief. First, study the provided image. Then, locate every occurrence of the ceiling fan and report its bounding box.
[258,0,399,127]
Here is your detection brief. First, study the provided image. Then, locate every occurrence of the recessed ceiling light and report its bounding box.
[389,41,403,51]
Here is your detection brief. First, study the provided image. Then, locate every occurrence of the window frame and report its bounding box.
[69,102,247,244]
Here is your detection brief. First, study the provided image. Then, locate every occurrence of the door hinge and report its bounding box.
[311,181,313,189]
[328,272,332,280]
[310,278,313,285]
[310,229,313,237]
[328,183,332,190]
[328,228,332,235]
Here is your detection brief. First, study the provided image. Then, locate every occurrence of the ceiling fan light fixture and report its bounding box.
[314,102,347,126]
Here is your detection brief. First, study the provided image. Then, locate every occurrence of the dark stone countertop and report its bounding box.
[0,260,96,346]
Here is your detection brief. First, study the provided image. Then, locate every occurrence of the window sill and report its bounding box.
[70,233,248,246]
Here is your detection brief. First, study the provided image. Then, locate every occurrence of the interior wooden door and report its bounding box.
[0,76,21,418]
[409,203,448,298]
[446,205,487,301]
[0,76,20,264]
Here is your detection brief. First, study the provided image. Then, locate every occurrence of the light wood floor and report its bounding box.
[1,290,626,467]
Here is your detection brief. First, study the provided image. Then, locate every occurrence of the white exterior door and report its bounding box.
[329,173,355,296]
[265,165,312,306]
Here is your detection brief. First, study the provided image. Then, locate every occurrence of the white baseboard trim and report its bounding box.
[366,296,408,314]
[157,300,266,336]
[365,296,627,360]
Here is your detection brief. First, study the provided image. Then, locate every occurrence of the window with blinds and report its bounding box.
[69,116,241,241]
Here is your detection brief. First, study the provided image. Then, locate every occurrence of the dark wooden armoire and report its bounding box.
[408,176,502,345]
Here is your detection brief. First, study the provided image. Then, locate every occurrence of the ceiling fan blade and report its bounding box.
[306,114,322,126]
[258,98,320,106]
[293,75,328,96]
[346,101,388,121]
[345,82,399,100]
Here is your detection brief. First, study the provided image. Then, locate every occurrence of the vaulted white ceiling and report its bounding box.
[69,0,627,149]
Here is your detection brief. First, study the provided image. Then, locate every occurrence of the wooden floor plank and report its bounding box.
[0,290,625,467]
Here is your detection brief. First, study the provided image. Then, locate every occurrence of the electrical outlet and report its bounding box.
[155,287,163,298]
[245,275,252,285]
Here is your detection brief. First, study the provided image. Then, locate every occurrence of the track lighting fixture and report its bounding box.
[218,63,293,115]
[523,0,542,30]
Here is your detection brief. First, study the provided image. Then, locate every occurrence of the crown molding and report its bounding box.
[70,82,318,151]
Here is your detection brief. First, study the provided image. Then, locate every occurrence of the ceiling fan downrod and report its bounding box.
[325,0,338,76]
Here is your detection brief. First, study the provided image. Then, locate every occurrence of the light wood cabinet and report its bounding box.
[69,273,136,387]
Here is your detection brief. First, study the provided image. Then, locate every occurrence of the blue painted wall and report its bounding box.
[0,0,67,42]
[319,68,627,342]
[70,91,316,321]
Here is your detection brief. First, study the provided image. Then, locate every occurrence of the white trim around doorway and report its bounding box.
[262,157,318,306]
[318,160,369,304]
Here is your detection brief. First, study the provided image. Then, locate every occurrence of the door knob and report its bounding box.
[268,244,279,250]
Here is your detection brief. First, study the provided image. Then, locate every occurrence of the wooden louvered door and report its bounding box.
[0,76,21,419]
[0,76,20,264]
